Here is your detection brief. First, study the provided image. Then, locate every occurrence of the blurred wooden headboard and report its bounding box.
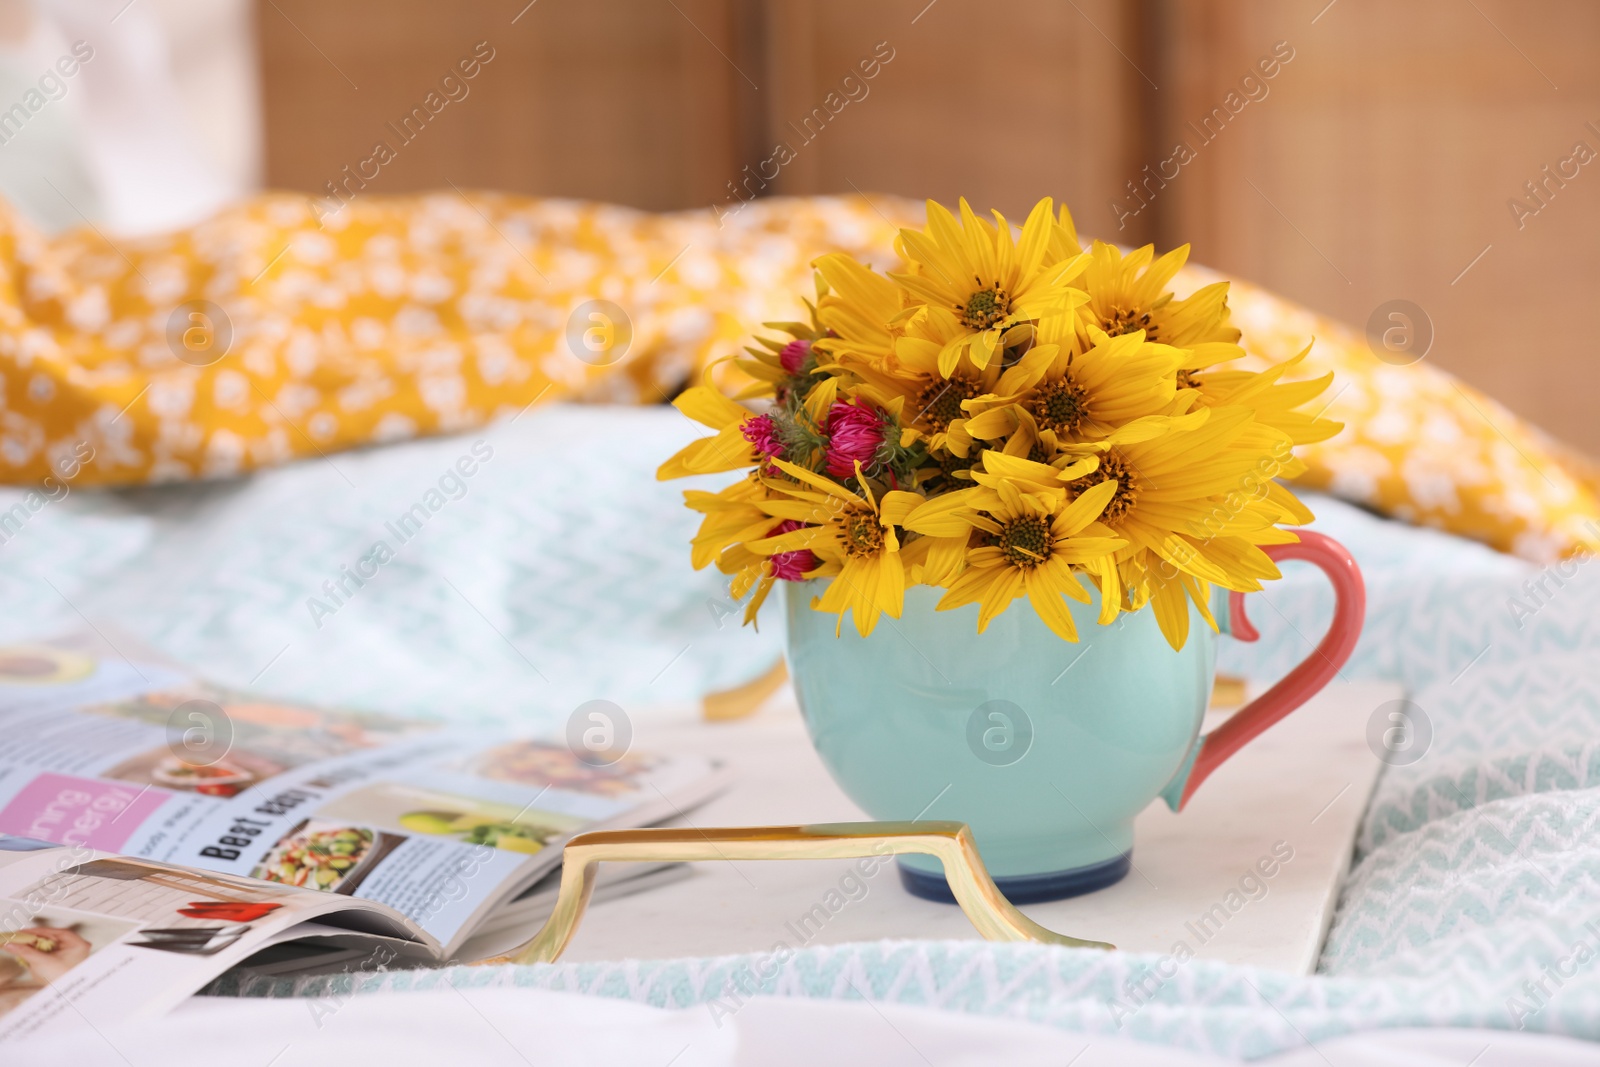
[258,0,1600,456]
[255,0,1150,232]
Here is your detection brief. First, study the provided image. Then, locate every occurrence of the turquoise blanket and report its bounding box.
[0,405,781,720]
[6,405,1593,1059]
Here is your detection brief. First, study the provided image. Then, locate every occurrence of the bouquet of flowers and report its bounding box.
[657,198,1340,650]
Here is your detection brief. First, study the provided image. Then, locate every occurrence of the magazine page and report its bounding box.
[0,837,421,1042]
[0,634,722,954]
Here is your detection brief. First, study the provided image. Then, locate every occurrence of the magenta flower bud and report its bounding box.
[767,519,817,580]
[780,339,812,375]
[741,414,780,457]
[823,402,885,479]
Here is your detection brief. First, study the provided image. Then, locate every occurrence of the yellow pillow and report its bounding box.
[0,191,912,488]
[1178,263,1600,561]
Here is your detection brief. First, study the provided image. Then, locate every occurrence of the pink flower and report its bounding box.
[780,339,811,375]
[824,402,884,479]
[741,414,780,457]
[767,520,817,581]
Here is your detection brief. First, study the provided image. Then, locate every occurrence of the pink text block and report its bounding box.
[0,773,170,850]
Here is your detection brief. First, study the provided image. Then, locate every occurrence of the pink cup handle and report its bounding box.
[1165,530,1366,811]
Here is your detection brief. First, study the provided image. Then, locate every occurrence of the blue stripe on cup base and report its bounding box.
[895,851,1132,905]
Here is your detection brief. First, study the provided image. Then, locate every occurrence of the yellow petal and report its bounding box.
[964,406,1021,441]
[674,386,750,430]
[879,490,926,527]
[1057,477,1117,533]
[1150,578,1190,651]
[976,565,1025,632]
[1025,569,1080,642]
[903,489,983,537]
[768,458,868,508]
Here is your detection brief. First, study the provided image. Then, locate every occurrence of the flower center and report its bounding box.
[1076,450,1139,525]
[937,449,977,480]
[914,377,982,433]
[1103,305,1157,341]
[996,514,1053,569]
[1030,375,1089,435]
[1177,368,1200,390]
[961,286,1011,331]
[840,507,885,558]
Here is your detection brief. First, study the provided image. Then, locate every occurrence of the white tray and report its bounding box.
[559,679,1398,975]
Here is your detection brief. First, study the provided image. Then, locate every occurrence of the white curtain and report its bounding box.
[0,0,259,234]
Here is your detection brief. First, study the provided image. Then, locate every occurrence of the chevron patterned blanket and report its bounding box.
[110,408,1576,1058]
[3,402,1590,1057]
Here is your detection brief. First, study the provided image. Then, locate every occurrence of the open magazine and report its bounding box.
[0,634,727,1042]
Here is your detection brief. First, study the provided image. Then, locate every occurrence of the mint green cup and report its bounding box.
[783,580,1217,901]
[781,534,1364,903]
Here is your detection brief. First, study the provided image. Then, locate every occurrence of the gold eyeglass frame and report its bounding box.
[478,820,1114,966]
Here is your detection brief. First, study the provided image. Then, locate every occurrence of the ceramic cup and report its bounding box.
[783,530,1364,903]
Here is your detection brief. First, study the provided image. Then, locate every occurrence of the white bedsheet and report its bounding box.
[6,987,1595,1067]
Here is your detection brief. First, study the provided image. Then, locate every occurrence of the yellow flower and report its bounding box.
[812,253,907,370]
[681,475,775,570]
[892,198,1088,375]
[905,456,1125,640]
[746,459,922,637]
[1183,342,1343,447]
[1053,407,1308,649]
[656,386,763,479]
[713,539,787,629]
[961,319,1184,458]
[844,303,1009,460]
[1114,462,1304,647]
[674,476,788,628]
[1075,240,1241,352]
[658,195,1339,651]
[1048,203,1084,261]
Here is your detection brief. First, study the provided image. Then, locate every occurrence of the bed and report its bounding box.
[4,400,1600,1063]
